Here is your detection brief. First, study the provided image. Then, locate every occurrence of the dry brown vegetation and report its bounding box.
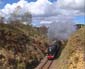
[0,23,49,69]
[54,26,85,69]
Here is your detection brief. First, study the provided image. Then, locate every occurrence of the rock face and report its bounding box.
[55,26,85,69]
[0,23,49,69]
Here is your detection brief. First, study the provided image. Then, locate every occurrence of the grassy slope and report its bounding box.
[55,26,85,69]
[0,23,49,69]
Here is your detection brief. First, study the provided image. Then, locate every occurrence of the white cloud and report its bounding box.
[0,0,84,16]
[0,0,84,25]
[0,0,54,16]
[1,0,29,15]
[40,21,52,24]
[28,0,56,16]
[0,0,84,40]
[57,0,85,14]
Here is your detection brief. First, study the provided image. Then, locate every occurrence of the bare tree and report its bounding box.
[8,6,32,25]
[0,16,4,23]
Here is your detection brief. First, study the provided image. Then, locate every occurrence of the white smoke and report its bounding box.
[47,20,77,40]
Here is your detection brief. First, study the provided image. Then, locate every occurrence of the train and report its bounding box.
[47,41,61,60]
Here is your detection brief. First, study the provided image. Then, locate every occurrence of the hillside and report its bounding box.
[0,23,49,69]
[54,26,85,69]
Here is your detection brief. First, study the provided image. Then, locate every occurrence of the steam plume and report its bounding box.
[47,20,77,40]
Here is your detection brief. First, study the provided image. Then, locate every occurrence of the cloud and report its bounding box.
[57,0,85,14]
[0,0,84,25]
[40,20,52,27]
[0,0,84,16]
[0,0,58,24]
[31,0,85,25]
[1,0,84,16]
[57,0,85,10]
[1,0,28,15]
[28,0,57,16]
[0,0,55,16]
[0,0,84,40]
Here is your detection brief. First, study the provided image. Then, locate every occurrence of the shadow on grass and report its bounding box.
[26,60,39,69]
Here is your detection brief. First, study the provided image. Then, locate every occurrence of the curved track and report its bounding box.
[35,56,54,69]
[41,60,53,69]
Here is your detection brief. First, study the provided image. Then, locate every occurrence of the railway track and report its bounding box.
[41,60,53,69]
[35,56,54,69]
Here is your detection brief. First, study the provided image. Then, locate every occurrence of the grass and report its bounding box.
[0,23,49,69]
[54,26,85,69]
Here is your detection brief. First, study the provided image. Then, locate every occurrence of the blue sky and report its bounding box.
[0,0,36,9]
[0,0,85,25]
[0,0,57,8]
[0,0,18,8]
[74,16,85,24]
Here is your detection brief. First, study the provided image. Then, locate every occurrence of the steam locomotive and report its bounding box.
[47,43,60,60]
